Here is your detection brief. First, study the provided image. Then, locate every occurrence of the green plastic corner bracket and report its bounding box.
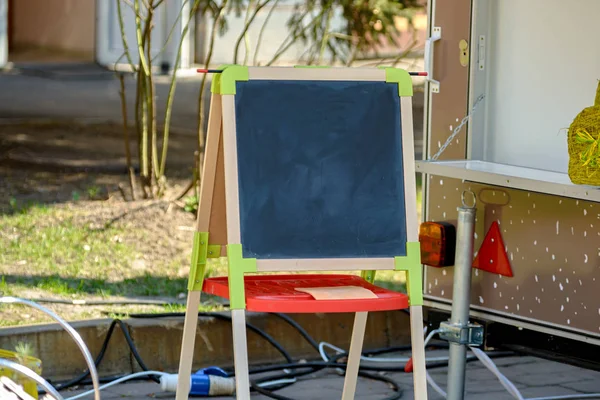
[210,64,236,94]
[384,67,413,97]
[361,270,376,284]
[227,244,257,309]
[188,232,209,291]
[211,65,249,95]
[394,241,423,306]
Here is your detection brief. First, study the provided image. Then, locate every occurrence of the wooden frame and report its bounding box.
[222,68,420,271]
[176,66,428,400]
[247,66,386,81]
[175,91,224,399]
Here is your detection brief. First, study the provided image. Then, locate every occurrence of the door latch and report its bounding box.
[459,39,469,67]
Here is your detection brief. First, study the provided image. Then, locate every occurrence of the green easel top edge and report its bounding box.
[383,67,413,97]
[212,65,249,95]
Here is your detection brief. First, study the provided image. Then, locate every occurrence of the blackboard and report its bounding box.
[234,79,407,259]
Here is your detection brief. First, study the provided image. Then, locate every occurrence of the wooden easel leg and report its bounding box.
[175,291,201,400]
[341,311,368,400]
[232,309,251,399]
[410,305,428,400]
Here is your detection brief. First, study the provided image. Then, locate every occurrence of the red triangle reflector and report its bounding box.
[472,221,513,277]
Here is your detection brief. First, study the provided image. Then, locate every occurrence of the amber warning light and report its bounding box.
[419,221,456,267]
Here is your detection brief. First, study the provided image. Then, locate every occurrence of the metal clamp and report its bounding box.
[439,321,484,346]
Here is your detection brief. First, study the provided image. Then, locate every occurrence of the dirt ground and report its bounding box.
[0,120,215,325]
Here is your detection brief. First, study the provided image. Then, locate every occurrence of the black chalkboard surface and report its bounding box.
[234,79,407,259]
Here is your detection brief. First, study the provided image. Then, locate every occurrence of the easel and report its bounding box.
[175,66,428,400]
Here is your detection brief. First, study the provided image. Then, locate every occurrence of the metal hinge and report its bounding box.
[439,321,484,346]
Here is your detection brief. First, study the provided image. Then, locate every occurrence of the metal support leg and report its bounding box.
[232,309,251,400]
[176,291,202,400]
[341,312,368,400]
[445,202,476,400]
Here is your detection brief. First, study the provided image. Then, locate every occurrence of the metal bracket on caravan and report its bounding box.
[424,26,441,93]
[439,321,484,346]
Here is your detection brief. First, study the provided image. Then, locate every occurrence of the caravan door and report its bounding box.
[95,0,191,70]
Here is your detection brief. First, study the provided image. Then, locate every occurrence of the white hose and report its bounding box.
[0,296,101,400]
[318,341,453,363]
[0,358,64,400]
[423,329,447,398]
[318,328,469,364]
[469,346,524,400]
[65,371,166,400]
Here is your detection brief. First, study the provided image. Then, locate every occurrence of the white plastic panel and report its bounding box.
[472,0,600,174]
[416,159,600,203]
[0,0,6,68]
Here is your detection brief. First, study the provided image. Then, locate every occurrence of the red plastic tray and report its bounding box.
[202,274,409,313]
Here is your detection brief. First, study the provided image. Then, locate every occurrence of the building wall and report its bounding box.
[11,0,95,55]
[200,5,427,66]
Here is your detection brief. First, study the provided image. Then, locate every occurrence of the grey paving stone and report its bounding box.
[466,391,514,400]
[518,385,582,397]
[561,379,600,393]
[104,381,163,397]
[487,356,539,367]
[64,353,596,399]
[511,371,599,387]
[465,378,527,394]
[507,359,594,377]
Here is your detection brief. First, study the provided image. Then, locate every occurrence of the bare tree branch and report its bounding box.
[116,0,136,70]
[233,0,272,64]
[150,0,190,63]
[159,0,203,178]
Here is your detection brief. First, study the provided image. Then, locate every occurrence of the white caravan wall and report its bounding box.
[484,0,600,173]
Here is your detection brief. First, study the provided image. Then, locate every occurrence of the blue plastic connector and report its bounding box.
[190,367,230,396]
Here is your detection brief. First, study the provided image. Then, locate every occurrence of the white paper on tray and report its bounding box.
[294,286,377,300]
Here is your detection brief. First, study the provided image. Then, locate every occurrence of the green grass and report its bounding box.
[1,274,189,299]
[0,204,191,299]
[1,204,134,277]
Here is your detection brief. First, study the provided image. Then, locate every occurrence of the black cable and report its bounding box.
[126,312,413,398]
[51,373,154,388]
[272,312,448,362]
[251,370,404,400]
[124,311,294,363]
[127,311,514,372]
[54,319,159,391]
[43,308,517,399]
[248,363,328,394]
[199,312,294,364]
[272,313,321,352]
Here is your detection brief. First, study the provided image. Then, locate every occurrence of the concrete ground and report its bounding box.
[0,63,206,133]
[61,350,600,399]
